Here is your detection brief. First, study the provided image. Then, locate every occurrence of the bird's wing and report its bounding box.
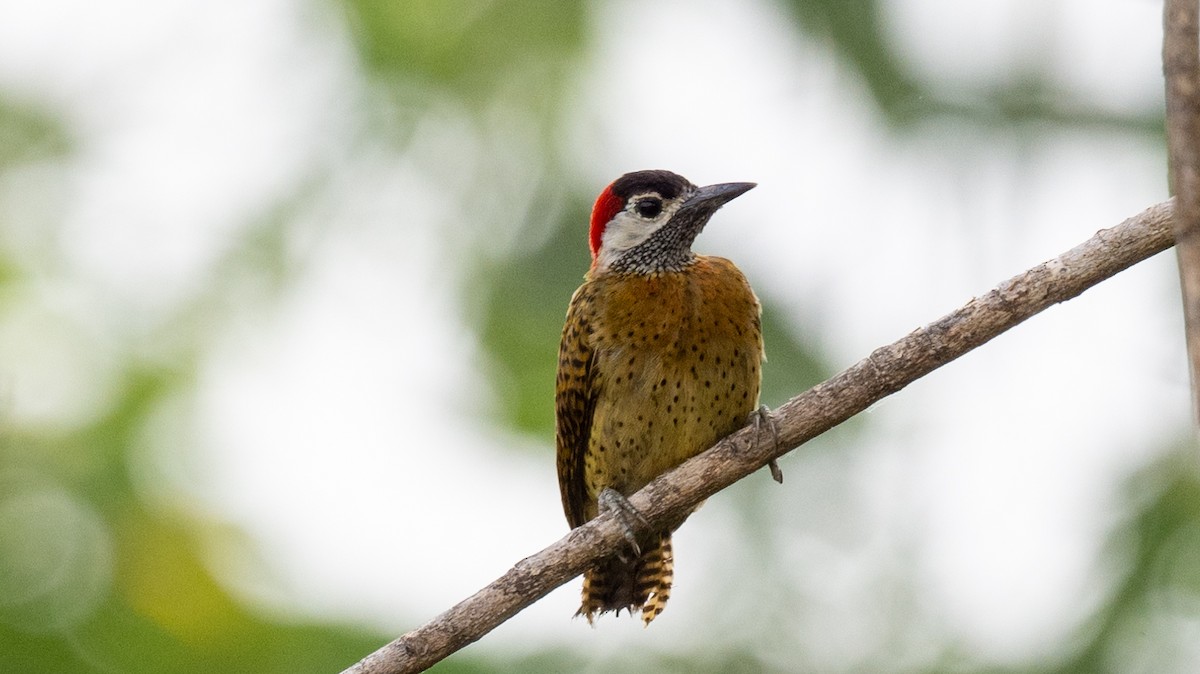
[556,285,598,529]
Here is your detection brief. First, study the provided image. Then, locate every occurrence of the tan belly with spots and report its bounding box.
[580,255,763,521]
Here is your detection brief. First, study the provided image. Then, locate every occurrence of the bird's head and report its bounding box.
[588,169,755,275]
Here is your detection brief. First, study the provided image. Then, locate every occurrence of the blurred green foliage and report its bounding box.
[344,0,585,95]
[0,1,1184,673]
[0,96,70,166]
[781,0,923,116]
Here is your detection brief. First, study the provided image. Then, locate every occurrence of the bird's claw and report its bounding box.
[767,459,783,484]
[749,405,783,484]
[599,487,649,557]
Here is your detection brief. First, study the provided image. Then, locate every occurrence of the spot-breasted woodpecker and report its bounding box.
[555,169,764,625]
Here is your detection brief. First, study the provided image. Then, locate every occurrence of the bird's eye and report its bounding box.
[634,197,663,219]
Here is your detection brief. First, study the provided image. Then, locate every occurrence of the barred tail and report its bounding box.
[578,533,674,626]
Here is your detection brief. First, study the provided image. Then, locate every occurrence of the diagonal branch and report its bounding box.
[1164,0,1200,424]
[341,200,1177,674]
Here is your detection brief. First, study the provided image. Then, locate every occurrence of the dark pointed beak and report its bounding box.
[680,181,757,215]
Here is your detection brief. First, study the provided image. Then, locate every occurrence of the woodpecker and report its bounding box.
[556,169,764,625]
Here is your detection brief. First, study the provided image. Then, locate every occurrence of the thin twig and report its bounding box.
[341,200,1177,674]
[1164,0,1200,424]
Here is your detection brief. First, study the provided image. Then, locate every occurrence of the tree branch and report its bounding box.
[1164,0,1200,423]
[341,200,1177,674]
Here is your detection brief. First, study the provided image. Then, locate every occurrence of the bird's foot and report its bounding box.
[749,405,783,484]
[599,487,650,557]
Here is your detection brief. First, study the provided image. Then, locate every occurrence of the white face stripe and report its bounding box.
[594,190,687,273]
